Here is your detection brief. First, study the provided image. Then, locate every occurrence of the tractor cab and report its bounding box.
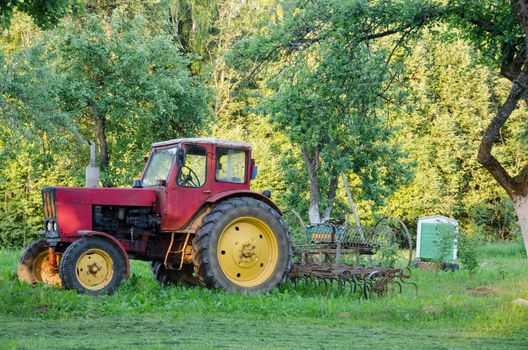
[141,138,255,188]
[139,138,257,231]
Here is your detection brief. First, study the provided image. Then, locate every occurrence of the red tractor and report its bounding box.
[17,138,292,294]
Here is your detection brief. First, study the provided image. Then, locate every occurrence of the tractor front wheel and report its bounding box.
[17,239,61,286]
[193,197,292,293]
[59,237,126,295]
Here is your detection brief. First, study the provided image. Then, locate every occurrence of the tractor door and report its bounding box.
[160,143,212,231]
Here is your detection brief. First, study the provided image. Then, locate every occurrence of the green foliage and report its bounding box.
[1,0,528,247]
[470,197,520,240]
[0,7,211,246]
[458,232,480,275]
[0,26,82,248]
[54,10,212,186]
[0,0,70,29]
[445,0,524,68]
[373,233,400,268]
[435,224,457,263]
[386,32,524,240]
[229,0,416,223]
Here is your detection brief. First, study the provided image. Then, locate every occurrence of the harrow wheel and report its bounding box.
[17,239,61,286]
[60,237,126,295]
[193,197,292,293]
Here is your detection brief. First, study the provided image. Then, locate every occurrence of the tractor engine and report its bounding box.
[40,186,159,250]
[92,205,159,241]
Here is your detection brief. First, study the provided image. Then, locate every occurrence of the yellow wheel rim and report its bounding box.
[75,248,114,290]
[217,216,279,288]
[33,250,61,286]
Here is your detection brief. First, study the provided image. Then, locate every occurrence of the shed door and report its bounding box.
[419,222,456,260]
[420,223,439,259]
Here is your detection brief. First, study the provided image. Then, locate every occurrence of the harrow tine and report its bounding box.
[352,277,360,295]
[363,279,370,300]
[401,280,419,298]
[337,277,346,295]
[394,280,402,294]
[363,274,373,300]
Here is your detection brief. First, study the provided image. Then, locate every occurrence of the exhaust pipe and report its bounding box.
[85,141,100,188]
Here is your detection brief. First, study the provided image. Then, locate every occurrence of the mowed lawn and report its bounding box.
[0,242,527,349]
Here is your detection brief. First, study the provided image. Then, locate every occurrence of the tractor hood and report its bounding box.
[52,186,158,206]
[43,186,158,238]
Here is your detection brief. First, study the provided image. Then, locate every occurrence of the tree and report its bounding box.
[228,0,528,253]
[53,10,211,186]
[0,0,70,29]
[230,1,413,224]
[0,39,81,248]
[0,7,213,246]
[441,0,528,254]
[387,32,522,240]
[210,1,291,213]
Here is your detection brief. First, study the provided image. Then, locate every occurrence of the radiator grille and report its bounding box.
[42,188,56,218]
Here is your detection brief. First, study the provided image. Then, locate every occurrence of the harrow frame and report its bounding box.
[288,214,418,299]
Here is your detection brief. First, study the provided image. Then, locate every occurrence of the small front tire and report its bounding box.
[59,237,126,295]
[17,239,61,286]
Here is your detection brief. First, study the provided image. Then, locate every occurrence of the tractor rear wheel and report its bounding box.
[59,237,126,295]
[192,197,292,293]
[17,239,61,286]
[149,261,201,286]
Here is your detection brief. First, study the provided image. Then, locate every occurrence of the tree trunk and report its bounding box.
[477,69,528,256]
[95,115,108,170]
[340,173,365,240]
[302,147,321,224]
[322,174,338,221]
[340,173,360,227]
[190,0,197,34]
[513,196,528,255]
[481,1,528,256]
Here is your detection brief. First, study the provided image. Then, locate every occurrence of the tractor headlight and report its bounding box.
[53,222,58,231]
[46,221,53,231]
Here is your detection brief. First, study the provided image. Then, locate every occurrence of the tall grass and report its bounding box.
[478,241,525,258]
[0,242,527,341]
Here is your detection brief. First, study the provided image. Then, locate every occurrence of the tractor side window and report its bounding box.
[216,148,246,184]
[177,146,207,188]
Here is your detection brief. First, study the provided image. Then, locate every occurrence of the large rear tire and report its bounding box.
[193,197,292,293]
[59,237,126,295]
[17,239,61,286]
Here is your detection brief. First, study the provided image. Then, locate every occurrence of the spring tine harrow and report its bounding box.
[288,215,418,299]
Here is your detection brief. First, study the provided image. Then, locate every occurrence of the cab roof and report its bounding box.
[152,137,252,150]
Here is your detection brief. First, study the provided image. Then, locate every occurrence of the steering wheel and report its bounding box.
[177,166,201,187]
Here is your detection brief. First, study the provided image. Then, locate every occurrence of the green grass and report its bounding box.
[0,242,527,349]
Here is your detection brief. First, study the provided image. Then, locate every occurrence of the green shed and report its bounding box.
[416,215,458,261]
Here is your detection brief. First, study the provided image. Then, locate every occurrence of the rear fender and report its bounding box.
[166,191,283,236]
[77,230,130,279]
[205,190,282,215]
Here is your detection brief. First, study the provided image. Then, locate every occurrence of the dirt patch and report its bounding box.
[36,305,49,313]
[422,306,442,315]
[511,298,528,307]
[467,286,499,296]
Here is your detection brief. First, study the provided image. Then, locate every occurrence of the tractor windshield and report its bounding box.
[142,147,178,186]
